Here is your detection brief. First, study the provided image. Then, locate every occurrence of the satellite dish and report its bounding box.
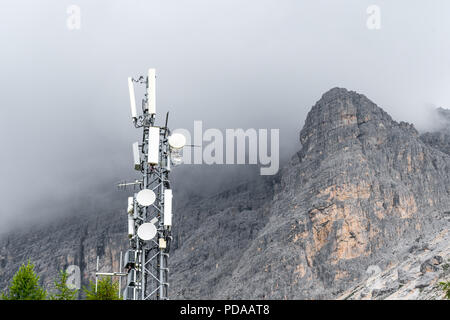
[136,189,156,206]
[137,223,157,241]
[168,133,186,149]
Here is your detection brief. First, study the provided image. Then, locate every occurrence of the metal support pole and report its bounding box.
[94,69,178,301]
[95,256,99,292]
[119,251,122,298]
[119,69,177,300]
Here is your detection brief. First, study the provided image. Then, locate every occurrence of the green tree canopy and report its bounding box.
[83,277,121,300]
[1,260,46,300]
[49,270,78,300]
[439,281,450,299]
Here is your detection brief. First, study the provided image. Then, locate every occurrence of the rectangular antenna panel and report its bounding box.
[128,215,134,237]
[132,142,141,170]
[127,197,134,214]
[124,250,136,268]
[164,189,173,227]
[127,269,137,286]
[148,127,160,165]
[128,77,137,118]
[147,68,156,114]
[159,238,167,249]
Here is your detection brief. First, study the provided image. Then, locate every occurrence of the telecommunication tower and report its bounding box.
[118,68,185,300]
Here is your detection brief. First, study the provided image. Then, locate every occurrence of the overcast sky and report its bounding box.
[0,0,449,232]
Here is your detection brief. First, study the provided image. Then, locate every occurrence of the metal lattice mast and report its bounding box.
[119,68,183,300]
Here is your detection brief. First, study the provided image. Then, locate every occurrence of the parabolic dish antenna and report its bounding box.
[137,223,157,241]
[168,133,186,149]
[136,189,156,206]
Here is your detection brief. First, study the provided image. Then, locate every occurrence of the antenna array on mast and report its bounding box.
[101,68,185,300]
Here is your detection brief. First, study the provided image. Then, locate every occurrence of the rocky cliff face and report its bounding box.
[170,88,450,299]
[338,228,450,300]
[1,88,449,300]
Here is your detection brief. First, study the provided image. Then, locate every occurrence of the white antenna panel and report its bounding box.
[132,142,141,170]
[128,215,135,237]
[168,133,186,149]
[137,223,157,241]
[148,127,160,165]
[136,189,156,206]
[147,68,156,114]
[127,197,134,214]
[164,189,173,227]
[128,77,137,119]
[167,155,171,171]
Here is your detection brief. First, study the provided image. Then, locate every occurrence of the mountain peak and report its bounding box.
[319,87,358,103]
[214,88,450,300]
[299,88,402,153]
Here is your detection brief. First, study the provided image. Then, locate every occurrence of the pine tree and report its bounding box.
[1,260,47,300]
[83,277,121,300]
[49,270,78,300]
[439,281,450,299]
